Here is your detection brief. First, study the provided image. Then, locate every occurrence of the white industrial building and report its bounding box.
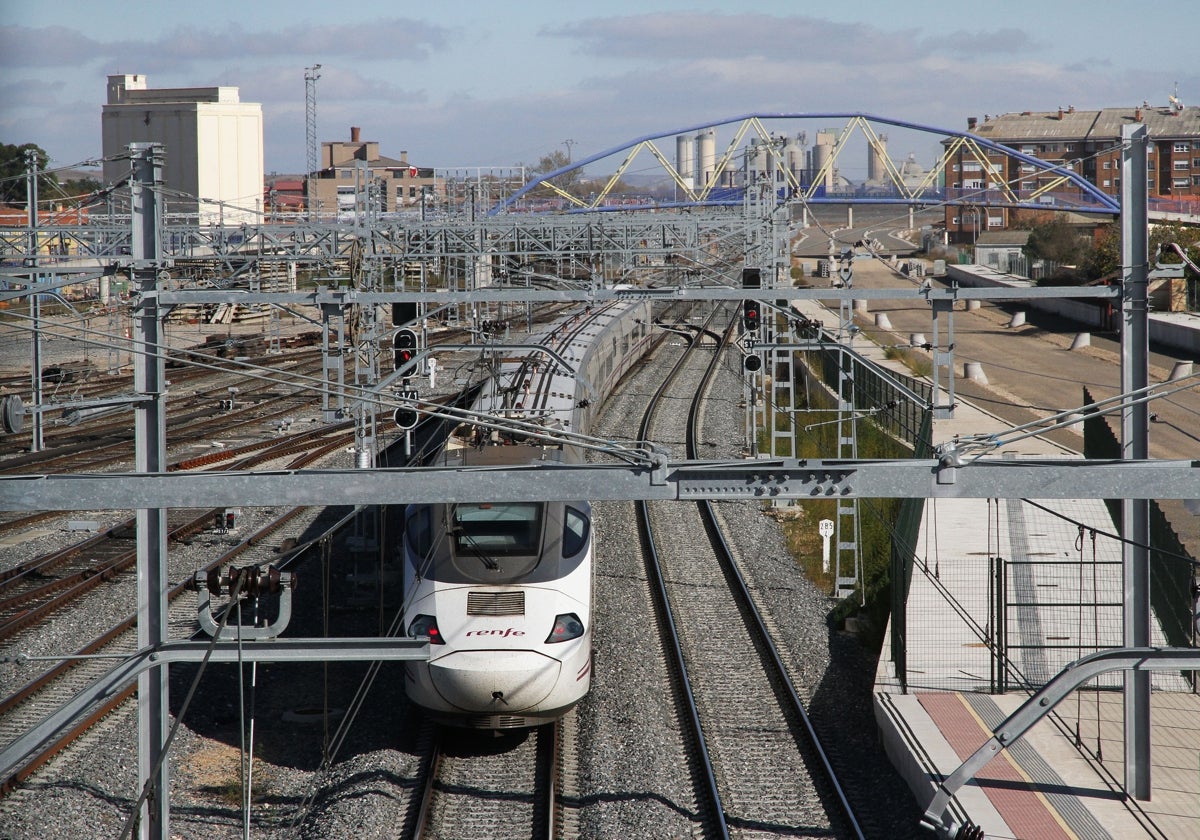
[101,74,264,224]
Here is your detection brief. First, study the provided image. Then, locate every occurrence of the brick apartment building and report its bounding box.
[943,101,1200,243]
[308,126,436,217]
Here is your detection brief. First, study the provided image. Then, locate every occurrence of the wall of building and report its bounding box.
[197,107,265,222]
[101,75,263,224]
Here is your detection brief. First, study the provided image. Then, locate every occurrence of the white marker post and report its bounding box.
[819,518,834,574]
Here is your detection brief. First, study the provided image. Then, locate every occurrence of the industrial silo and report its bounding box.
[675,134,695,191]
[810,130,836,191]
[867,133,889,185]
[696,129,716,188]
[783,133,805,187]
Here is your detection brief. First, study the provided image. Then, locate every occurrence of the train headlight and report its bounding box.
[409,614,445,645]
[545,613,584,644]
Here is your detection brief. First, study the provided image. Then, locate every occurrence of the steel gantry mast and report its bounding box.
[832,247,863,600]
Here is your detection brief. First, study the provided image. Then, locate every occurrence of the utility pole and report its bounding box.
[1120,121,1151,801]
[129,142,170,840]
[305,64,322,221]
[563,139,576,163]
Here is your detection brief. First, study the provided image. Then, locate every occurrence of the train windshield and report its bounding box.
[454,503,542,554]
[449,503,545,581]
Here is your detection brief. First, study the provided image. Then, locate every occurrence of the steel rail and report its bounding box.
[687,319,865,840]
[635,302,730,840]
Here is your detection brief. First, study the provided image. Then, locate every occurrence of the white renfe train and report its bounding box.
[401,298,655,729]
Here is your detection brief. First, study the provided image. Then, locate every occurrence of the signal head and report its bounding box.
[742,300,761,332]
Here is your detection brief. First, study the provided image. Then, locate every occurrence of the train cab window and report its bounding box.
[453,503,542,556]
[451,503,545,582]
[562,506,590,558]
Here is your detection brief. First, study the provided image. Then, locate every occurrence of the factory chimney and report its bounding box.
[967,116,978,131]
[351,126,361,142]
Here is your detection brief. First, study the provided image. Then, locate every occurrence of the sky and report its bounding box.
[2,0,1198,179]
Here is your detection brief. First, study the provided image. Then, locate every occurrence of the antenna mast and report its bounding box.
[305,64,322,220]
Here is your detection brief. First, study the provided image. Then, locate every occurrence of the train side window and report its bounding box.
[562,506,590,557]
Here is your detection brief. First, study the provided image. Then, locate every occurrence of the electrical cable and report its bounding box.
[1021,497,1198,569]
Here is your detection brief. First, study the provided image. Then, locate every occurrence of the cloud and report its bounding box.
[548,13,1036,64]
[920,27,1041,56]
[547,12,1044,67]
[0,19,451,71]
[0,26,105,67]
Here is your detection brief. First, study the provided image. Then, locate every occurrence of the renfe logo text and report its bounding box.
[465,627,526,637]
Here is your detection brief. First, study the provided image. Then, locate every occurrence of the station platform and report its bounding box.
[869,372,1199,840]
[787,295,1200,839]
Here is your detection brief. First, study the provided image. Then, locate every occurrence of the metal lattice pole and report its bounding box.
[833,249,862,600]
[304,65,321,221]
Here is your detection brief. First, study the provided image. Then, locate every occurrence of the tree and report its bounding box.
[527,149,583,198]
[1150,222,1200,278]
[0,142,58,206]
[1023,215,1088,266]
[1082,223,1120,280]
[1083,221,1200,283]
[59,176,103,200]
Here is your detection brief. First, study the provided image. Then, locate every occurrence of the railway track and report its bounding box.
[0,354,329,474]
[0,421,355,640]
[0,429,361,794]
[0,296,893,837]
[0,343,325,460]
[635,304,863,839]
[405,721,561,840]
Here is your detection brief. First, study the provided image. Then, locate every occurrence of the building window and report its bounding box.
[1193,175,1200,186]
[1102,179,1111,187]
[1102,161,1111,170]
[1021,145,1035,154]
[1194,158,1200,168]
[951,216,960,225]
[1174,142,1189,153]
[1065,143,1077,151]
[987,215,1003,227]
[1173,177,1190,189]
[1174,160,1190,170]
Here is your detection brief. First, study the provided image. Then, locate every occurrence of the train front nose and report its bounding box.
[429,650,560,712]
